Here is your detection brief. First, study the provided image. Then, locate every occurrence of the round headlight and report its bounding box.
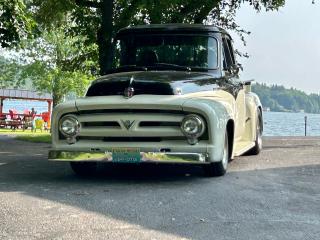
[181,114,205,139]
[59,115,80,137]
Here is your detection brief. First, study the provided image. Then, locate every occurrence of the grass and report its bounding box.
[15,134,51,143]
[0,128,51,143]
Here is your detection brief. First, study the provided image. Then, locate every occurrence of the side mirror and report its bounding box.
[243,79,254,93]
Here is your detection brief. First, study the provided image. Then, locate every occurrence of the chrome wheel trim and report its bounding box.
[257,116,263,149]
[222,136,228,170]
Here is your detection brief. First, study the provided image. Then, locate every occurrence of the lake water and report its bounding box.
[2,99,320,136]
[263,111,320,136]
[2,99,49,114]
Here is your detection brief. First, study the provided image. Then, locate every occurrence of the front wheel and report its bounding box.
[70,162,97,176]
[203,132,229,177]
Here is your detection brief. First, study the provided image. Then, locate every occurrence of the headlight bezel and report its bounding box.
[181,114,205,144]
[59,115,80,138]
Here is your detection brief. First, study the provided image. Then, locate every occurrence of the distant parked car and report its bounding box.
[49,24,263,177]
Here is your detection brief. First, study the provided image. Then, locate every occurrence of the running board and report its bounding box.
[234,141,255,156]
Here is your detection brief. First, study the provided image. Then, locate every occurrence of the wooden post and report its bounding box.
[47,100,52,129]
[0,98,3,115]
[304,116,307,136]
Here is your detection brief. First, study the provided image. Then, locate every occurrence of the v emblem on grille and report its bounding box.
[121,120,135,130]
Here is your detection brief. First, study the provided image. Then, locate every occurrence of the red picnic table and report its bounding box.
[0,112,50,130]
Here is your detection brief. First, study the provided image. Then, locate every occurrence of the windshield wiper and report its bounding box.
[107,65,148,74]
[154,63,191,71]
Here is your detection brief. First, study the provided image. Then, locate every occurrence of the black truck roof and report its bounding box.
[117,24,230,37]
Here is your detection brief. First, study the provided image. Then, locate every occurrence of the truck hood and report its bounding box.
[75,71,239,112]
[86,71,229,97]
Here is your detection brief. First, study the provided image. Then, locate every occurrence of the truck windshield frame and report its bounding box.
[113,34,219,71]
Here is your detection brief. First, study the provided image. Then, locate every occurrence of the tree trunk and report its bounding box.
[98,0,114,75]
[52,93,62,108]
[52,75,63,107]
[52,81,63,107]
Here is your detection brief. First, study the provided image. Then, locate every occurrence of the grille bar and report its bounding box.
[139,121,181,127]
[82,121,120,127]
[78,127,185,137]
[78,136,186,142]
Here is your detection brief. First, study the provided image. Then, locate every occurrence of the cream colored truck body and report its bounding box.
[48,24,263,176]
[50,78,261,161]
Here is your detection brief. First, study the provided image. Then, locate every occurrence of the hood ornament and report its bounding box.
[121,120,135,130]
[174,87,182,95]
[124,87,134,98]
[124,76,135,98]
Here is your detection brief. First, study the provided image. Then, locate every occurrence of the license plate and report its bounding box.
[112,148,141,163]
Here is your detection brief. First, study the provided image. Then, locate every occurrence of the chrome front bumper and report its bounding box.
[48,150,209,164]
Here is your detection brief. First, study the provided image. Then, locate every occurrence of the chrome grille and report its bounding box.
[71,110,185,141]
[58,109,209,142]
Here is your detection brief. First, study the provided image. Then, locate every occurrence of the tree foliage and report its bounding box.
[253,83,320,114]
[0,0,36,47]
[1,0,295,105]
[26,0,286,74]
[1,0,288,74]
[2,28,94,106]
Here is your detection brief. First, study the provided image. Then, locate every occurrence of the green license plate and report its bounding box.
[112,148,141,163]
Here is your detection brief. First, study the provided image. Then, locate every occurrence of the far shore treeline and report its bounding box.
[253,83,320,114]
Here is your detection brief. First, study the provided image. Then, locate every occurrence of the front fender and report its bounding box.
[182,98,233,162]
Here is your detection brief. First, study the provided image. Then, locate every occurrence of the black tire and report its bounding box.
[203,132,229,177]
[247,109,263,155]
[70,162,97,176]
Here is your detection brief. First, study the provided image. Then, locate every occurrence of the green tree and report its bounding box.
[0,0,36,47]
[15,28,95,106]
[29,0,286,74]
[77,0,287,74]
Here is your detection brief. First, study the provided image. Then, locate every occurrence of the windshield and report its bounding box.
[113,34,218,70]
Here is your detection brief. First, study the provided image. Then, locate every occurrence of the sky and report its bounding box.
[233,0,320,93]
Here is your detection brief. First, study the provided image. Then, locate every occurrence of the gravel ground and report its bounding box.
[0,135,319,240]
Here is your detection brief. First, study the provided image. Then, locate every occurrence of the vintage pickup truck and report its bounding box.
[48,24,263,177]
